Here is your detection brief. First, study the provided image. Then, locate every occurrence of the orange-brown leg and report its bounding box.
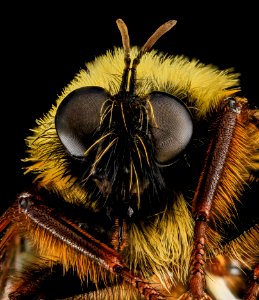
[180,97,249,299]
[244,264,259,300]
[2,192,165,300]
[0,204,20,297]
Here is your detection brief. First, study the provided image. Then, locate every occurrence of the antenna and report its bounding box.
[116,19,177,95]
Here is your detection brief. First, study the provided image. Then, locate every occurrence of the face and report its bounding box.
[54,81,193,219]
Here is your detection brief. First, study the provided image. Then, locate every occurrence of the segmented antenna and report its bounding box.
[116,18,177,95]
[116,19,131,93]
[116,19,131,66]
[133,20,177,67]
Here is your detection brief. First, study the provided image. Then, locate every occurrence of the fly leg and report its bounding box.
[180,97,251,299]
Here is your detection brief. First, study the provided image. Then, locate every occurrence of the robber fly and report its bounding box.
[0,18,258,300]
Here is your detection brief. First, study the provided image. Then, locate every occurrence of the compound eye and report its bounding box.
[149,92,193,165]
[55,86,108,157]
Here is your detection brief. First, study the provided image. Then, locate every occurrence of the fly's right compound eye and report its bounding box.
[55,86,109,157]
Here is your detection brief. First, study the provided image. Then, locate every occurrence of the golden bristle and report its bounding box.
[223,224,259,269]
[125,194,194,291]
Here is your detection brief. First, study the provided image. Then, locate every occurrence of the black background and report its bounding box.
[1,2,258,212]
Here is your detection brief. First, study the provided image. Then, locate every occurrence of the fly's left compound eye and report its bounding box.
[149,92,193,165]
[55,86,108,157]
